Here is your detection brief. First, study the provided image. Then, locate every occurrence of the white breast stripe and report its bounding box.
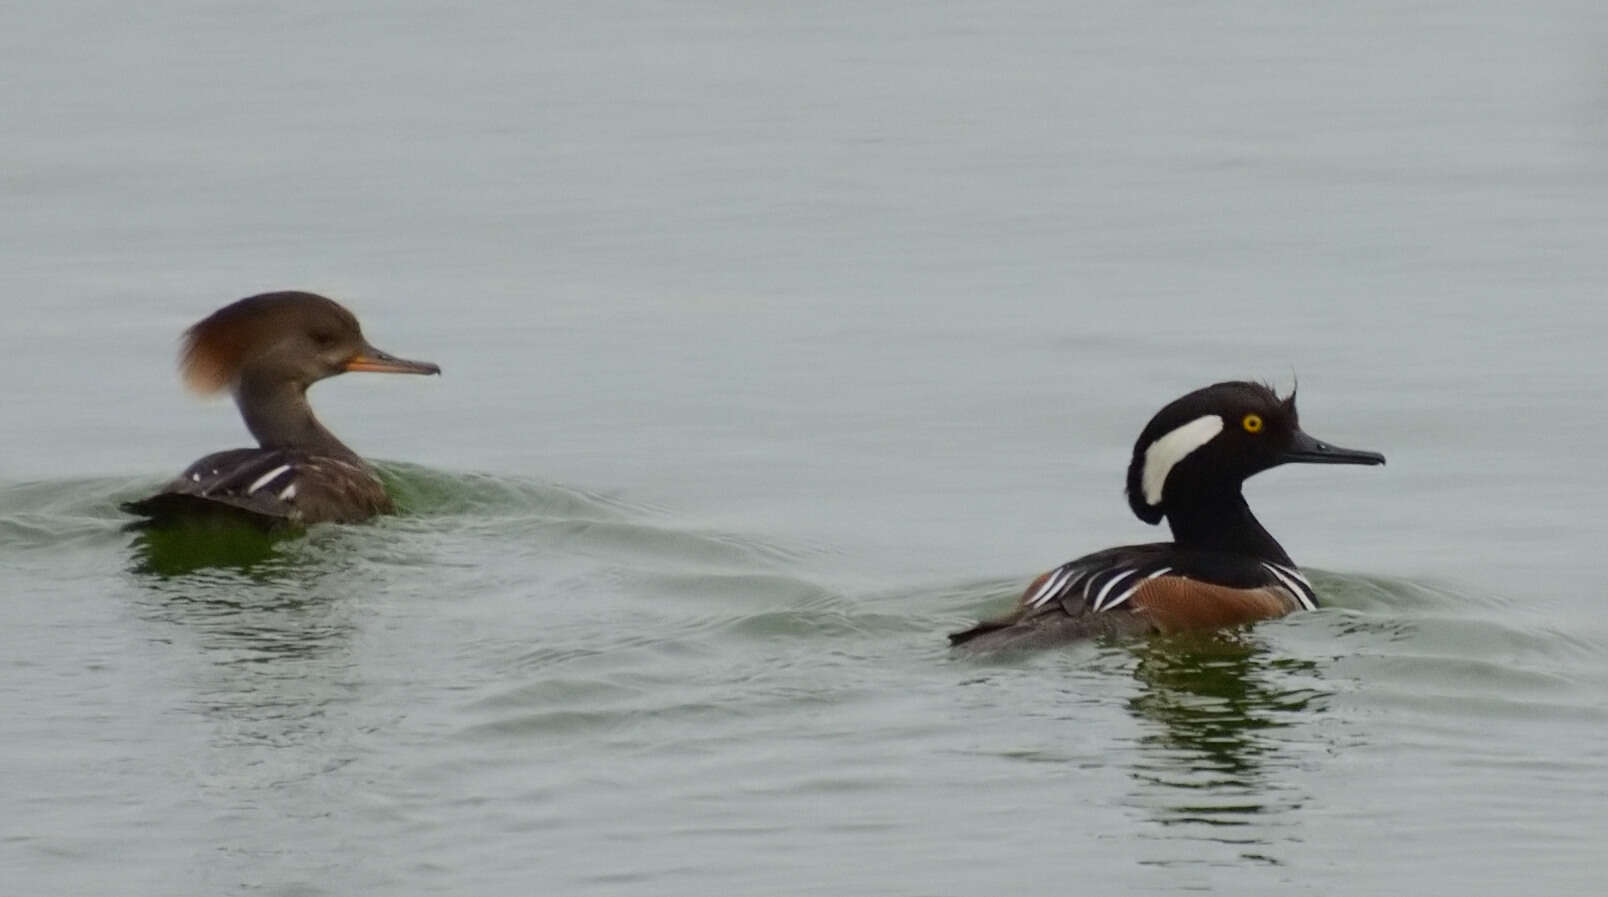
[1268,562,1312,591]
[1091,568,1140,612]
[1274,563,1314,602]
[247,464,293,495]
[1262,562,1317,611]
[1141,414,1224,506]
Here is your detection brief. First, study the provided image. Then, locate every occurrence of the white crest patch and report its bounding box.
[1141,414,1224,506]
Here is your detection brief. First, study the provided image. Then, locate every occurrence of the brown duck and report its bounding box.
[123,291,440,528]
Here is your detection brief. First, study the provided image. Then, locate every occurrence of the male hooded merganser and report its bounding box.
[950,381,1385,651]
[122,291,440,528]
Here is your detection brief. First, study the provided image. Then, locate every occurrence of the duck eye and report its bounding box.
[312,332,338,348]
[1242,413,1264,433]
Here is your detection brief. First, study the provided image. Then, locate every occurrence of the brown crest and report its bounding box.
[177,292,357,393]
[180,307,255,393]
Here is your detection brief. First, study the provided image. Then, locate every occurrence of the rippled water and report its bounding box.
[6,1,1608,894]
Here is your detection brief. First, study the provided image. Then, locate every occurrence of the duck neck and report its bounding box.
[234,371,357,460]
[1164,486,1293,565]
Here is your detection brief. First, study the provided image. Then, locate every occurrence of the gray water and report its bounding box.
[5,1,1608,893]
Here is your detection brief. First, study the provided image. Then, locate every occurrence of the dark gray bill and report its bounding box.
[1280,429,1386,466]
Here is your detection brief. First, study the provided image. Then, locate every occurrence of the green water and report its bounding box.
[5,466,1604,894]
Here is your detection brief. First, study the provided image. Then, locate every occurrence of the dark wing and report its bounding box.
[1022,550,1318,615]
[1017,543,1183,614]
[122,448,389,527]
[949,543,1173,647]
[949,545,1317,649]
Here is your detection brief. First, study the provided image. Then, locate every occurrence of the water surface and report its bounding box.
[4,1,1608,894]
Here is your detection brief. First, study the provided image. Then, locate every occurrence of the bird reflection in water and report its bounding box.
[127,528,364,755]
[1123,630,1329,865]
[128,517,287,577]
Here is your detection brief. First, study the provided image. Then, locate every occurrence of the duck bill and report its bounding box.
[343,345,441,376]
[1280,430,1386,466]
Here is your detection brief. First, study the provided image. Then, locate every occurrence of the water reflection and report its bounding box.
[127,520,289,576]
[122,531,381,894]
[127,532,365,759]
[1123,631,1328,863]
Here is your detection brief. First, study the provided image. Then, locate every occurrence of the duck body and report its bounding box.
[123,447,390,527]
[122,291,438,529]
[950,542,1317,650]
[951,381,1383,651]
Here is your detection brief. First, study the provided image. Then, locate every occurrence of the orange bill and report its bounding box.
[343,345,441,375]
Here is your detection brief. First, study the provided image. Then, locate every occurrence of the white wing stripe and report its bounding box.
[1109,565,1176,611]
[1047,565,1079,596]
[247,464,293,495]
[1062,569,1089,598]
[1027,567,1070,606]
[1091,568,1140,612]
[1106,585,1138,610]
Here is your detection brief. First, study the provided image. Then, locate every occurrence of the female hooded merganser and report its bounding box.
[122,291,440,528]
[950,381,1385,651]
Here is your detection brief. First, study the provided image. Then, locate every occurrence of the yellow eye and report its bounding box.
[1242,413,1264,433]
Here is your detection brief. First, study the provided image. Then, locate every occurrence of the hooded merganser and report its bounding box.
[950,381,1385,651]
[122,291,440,528]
